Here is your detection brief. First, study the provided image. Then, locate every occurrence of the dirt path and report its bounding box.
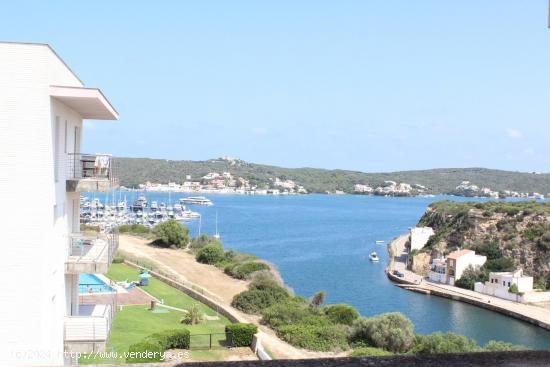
[118,235,346,360]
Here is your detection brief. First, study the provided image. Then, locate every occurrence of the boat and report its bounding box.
[375,240,385,245]
[150,201,159,211]
[369,252,379,262]
[180,196,214,206]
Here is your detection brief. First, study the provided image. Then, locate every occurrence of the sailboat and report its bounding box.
[213,211,220,240]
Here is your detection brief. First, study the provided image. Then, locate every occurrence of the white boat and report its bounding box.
[369,252,379,262]
[180,196,213,206]
[375,240,385,245]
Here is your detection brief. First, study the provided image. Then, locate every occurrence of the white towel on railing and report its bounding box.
[94,154,111,169]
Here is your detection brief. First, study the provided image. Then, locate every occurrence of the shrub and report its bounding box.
[145,329,191,350]
[350,347,393,357]
[190,234,221,251]
[350,313,415,353]
[484,257,515,272]
[232,285,290,314]
[509,283,519,294]
[112,255,125,264]
[180,304,204,325]
[80,224,100,233]
[226,323,258,347]
[152,220,189,248]
[225,262,270,279]
[324,304,360,326]
[196,243,225,264]
[310,291,326,309]
[276,318,350,351]
[126,342,164,363]
[261,299,315,328]
[410,332,477,354]
[483,340,525,352]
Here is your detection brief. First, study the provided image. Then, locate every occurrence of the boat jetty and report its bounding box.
[80,193,208,231]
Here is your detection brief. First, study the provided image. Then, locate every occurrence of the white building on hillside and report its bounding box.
[409,227,435,251]
[474,269,550,303]
[446,249,487,286]
[0,42,119,366]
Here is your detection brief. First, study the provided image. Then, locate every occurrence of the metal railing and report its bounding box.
[66,153,117,184]
[64,303,115,344]
[67,231,119,267]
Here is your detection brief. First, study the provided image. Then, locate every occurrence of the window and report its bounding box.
[508,282,511,287]
[503,281,505,286]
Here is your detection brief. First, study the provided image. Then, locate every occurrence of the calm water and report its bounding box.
[96,192,550,349]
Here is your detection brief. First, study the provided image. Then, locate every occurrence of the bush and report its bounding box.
[276,318,350,351]
[261,299,315,328]
[225,262,270,279]
[112,255,125,264]
[196,243,225,264]
[410,332,477,354]
[232,276,291,314]
[350,313,415,353]
[484,257,515,272]
[126,342,164,363]
[145,328,191,350]
[350,347,393,357]
[226,323,258,347]
[80,224,100,233]
[324,304,360,326]
[190,234,221,251]
[483,340,525,352]
[152,220,189,248]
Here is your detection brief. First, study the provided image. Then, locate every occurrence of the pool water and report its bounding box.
[78,273,114,294]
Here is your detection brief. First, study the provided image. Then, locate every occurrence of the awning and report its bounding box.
[50,85,119,120]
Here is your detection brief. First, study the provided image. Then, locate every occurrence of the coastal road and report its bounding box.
[388,234,550,331]
[118,235,347,360]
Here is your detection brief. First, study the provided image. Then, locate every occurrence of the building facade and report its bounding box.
[0,42,119,366]
[474,269,550,303]
[446,249,486,286]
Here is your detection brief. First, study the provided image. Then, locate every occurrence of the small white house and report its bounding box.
[409,227,435,251]
[446,249,487,286]
[474,269,550,303]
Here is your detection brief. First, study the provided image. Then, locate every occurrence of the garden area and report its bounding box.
[80,263,256,364]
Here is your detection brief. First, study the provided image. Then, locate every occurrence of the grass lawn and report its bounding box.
[107,263,224,317]
[80,263,232,364]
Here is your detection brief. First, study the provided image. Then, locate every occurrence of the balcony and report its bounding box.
[65,232,118,274]
[64,304,114,354]
[66,153,118,192]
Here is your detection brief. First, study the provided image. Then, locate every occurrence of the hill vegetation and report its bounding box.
[116,157,550,194]
[418,201,550,289]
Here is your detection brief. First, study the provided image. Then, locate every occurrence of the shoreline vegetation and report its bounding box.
[113,220,527,357]
[117,156,550,197]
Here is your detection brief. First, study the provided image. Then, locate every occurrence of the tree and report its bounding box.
[483,340,525,352]
[350,312,415,353]
[310,291,326,309]
[152,220,189,248]
[454,265,485,290]
[180,303,204,325]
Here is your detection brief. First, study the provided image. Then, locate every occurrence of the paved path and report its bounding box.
[387,234,423,284]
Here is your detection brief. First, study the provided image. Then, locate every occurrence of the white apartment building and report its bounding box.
[0,42,119,366]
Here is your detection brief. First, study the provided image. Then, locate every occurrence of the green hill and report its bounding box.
[116,157,550,195]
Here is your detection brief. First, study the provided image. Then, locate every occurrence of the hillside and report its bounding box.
[116,157,550,195]
[418,201,550,288]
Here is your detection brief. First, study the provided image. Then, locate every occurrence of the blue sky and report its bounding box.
[3,1,550,172]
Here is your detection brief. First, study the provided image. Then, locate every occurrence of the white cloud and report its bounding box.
[505,128,523,139]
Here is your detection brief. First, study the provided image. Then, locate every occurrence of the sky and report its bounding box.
[2,1,550,172]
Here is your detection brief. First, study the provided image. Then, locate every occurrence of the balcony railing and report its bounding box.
[64,303,114,354]
[65,231,118,274]
[66,153,118,192]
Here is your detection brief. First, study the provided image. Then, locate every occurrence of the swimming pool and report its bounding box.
[78,274,114,294]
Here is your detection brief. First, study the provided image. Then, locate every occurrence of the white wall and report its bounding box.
[0,43,83,367]
[410,227,434,251]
